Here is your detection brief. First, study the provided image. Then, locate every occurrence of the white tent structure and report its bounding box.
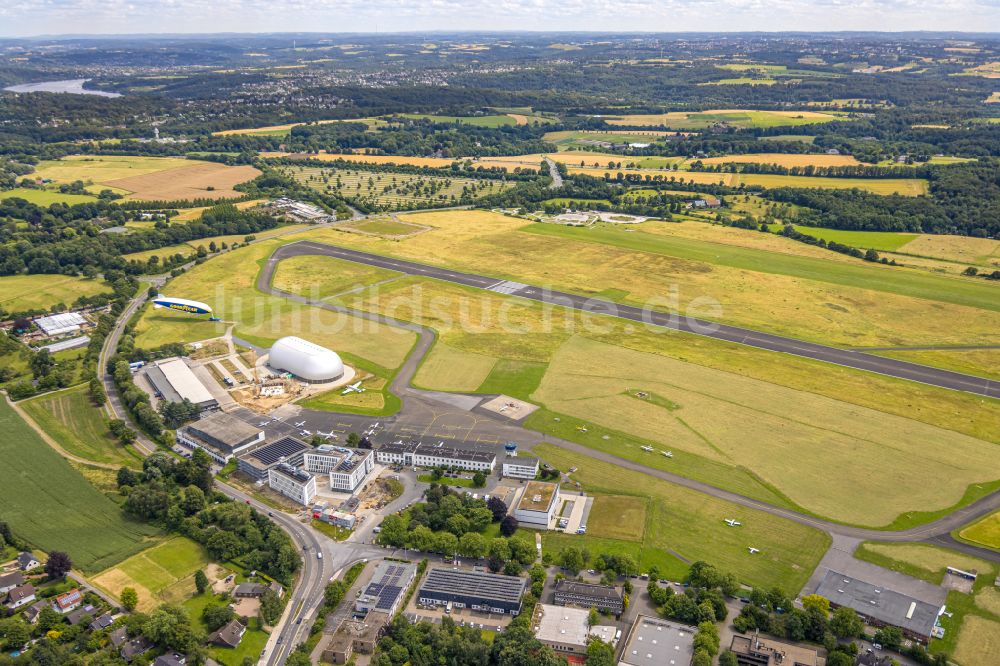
[268,336,345,383]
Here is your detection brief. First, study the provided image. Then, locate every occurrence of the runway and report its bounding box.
[276,240,1000,399]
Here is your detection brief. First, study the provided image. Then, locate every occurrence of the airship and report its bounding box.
[152,296,214,317]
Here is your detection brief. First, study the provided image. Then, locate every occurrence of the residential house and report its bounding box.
[120,636,154,662]
[6,583,36,609]
[66,604,98,625]
[23,600,49,624]
[108,627,128,648]
[209,619,246,648]
[53,588,84,613]
[89,613,115,631]
[17,552,40,571]
[0,572,25,595]
[152,653,187,666]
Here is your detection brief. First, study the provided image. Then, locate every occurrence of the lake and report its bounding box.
[3,78,121,97]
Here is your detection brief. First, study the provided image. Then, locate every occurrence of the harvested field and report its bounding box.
[897,234,1000,267]
[105,162,260,201]
[587,495,648,542]
[697,152,863,167]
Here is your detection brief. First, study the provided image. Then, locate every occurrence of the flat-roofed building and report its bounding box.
[376,440,496,472]
[35,312,87,337]
[619,615,696,666]
[513,481,560,529]
[304,447,375,493]
[502,455,539,480]
[418,567,527,615]
[237,436,310,480]
[268,463,317,506]
[554,579,625,615]
[146,358,218,411]
[178,412,263,464]
[814,570,943,641]
[375,440,420,466]
[323,611,390,664]
[729,633,822,666]
[356,561,418,617]
[532,603,618,657]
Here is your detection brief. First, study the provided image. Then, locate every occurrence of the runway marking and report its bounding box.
[487,280,528,295]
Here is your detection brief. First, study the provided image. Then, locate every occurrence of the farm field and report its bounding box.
[282,164,513,210]
[398,113,518,127]
[566,165,929,195]
[261,151,458,168]
[895,233,1000,267]
[696,152,863,167]
[543,129,683,147]
[958,510,1000,550]
[213,117,383,136]
[28,155,261,201]
[0,187,98,205]
[0,398,160,572]
[91,536,213,611]
[132,239,416,371]
[533,443,830,593]
[600,109,842,129]
[21,385,141,467]
[702,77,777,85]
[0,273,110,313]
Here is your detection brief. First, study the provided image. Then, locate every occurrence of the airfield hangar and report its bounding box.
[268,336,345,384]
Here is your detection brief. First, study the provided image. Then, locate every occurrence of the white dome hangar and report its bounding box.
[268,336,345,384]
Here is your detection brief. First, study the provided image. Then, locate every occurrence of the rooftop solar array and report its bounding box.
[250,436,309,465]
[420,568,527,605]
[360,562,417,612]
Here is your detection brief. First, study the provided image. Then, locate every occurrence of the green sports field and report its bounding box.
[0,398,160,572]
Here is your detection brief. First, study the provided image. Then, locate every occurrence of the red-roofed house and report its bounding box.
[53,588,83,613]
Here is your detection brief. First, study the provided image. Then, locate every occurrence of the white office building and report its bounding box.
[513,481,560,529]
[502,455,539,480]
[268,464,317,506]
[376,441,495,472]
[304,447,375,493]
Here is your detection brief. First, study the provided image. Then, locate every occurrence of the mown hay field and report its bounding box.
[413,342,498,392]
[602,109,841,129]
[954,615,1000,666]
[91,536,212,611]
[0,398,160,572]
[0,273,110,312]
[697,152,863,167]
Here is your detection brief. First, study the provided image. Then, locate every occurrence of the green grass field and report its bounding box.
[780,225,920,251]
[21,385,141,467]
[348,217,426,236]
[603,109,842,130]
[92,536,212,611]
[0,398,160,572]
[297,372,401,416]
[854,542,995,584]
[284,164,513,210]
[0,187,98,205]
[414,343,497,392]
[586,495,648,541]
[0,274,111,313]
[272,254,401,300]
[398,113,517,127]
[534,443,830,593]
[958,511,1000,550]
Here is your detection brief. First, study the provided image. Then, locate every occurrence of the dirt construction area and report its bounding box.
[105,163,261,200]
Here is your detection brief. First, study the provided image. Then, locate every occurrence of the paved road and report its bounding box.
[272,241,1000,400]
[544,157,563,189]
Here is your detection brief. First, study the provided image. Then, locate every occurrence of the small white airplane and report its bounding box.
[258,421,269,427]
[640,445,654,452]
[662,450,673,458]
[294,421,306,427]
[576,425,588,433]
[317,431,338,441]
[725,519,742,527]
[300,430,312,437]
[341,381,365,395]
[747,547,760,554]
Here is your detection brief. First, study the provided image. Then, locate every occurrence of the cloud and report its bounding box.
[4,0,1000,36]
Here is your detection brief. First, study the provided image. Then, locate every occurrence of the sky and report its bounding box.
[4,0,1000,38]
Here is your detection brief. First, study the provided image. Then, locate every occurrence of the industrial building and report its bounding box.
[619,615,696,666]
[376,440,496,472]
[417,568,527,615]
[532,604,618,657]
[146,358,218,411]
[35,312,88,337]
[814,570,943,641]
[553,579,624,615]
[304,446,375,492]
[268,463,317,506]
[513,481,560,529]
[177,412,263,464]
[267,197,333,223]
[323,611,390,664]
[268,336,345,384]
[237,436,310,480]
[729,633,821,666]
[356,561,418,617]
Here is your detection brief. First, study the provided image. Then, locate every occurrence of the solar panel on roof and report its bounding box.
[252,437,308,465]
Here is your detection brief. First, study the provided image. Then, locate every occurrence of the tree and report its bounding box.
[500,515,519,537]
[719,652,739,666]
[346,432,360,446]
[120,587,139,612]
[472,470,487,487]
[692,649,712,666]
[378,515,408,548]
[45,551,72,579]
[487,495,508,522]
[586,637,615,666]
[559,547,585,574]
[588,607,599,627]
[30,349,54,378]
[260,589,283,625]
[194,570,209,595]
[873,626,903,651]
[830,606,863,639]
[36,607,64,633]
[0,618,29,650]
[459,532,487,559]
[203,604,235,632]
[801,593,830,616]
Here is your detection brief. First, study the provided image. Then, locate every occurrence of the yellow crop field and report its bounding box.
[697,152,863,167]
[213,117,379,136]
[959,510,1000,549]
[261,151,459,168]
[32,155,194,183]
[532,336,1000,526]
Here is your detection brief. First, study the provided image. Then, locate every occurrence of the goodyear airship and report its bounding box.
[152,296,215,317]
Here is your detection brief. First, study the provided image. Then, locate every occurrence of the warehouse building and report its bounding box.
[553,579,624,615]
[513,481,560,529]
[268,463,317,506]
[237,436,310,481]
[356,561,418,617]
[619,615,696,666]
[375,440,496,472]
[304,447,375,493]
[815,570,944,641]
[502,453,539,480]
[35,312,88,337]
[177,412,263,464]
[418,568,527,616]
[268,336,345,384]
[532,604,618,657]
[146,358,219,411]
